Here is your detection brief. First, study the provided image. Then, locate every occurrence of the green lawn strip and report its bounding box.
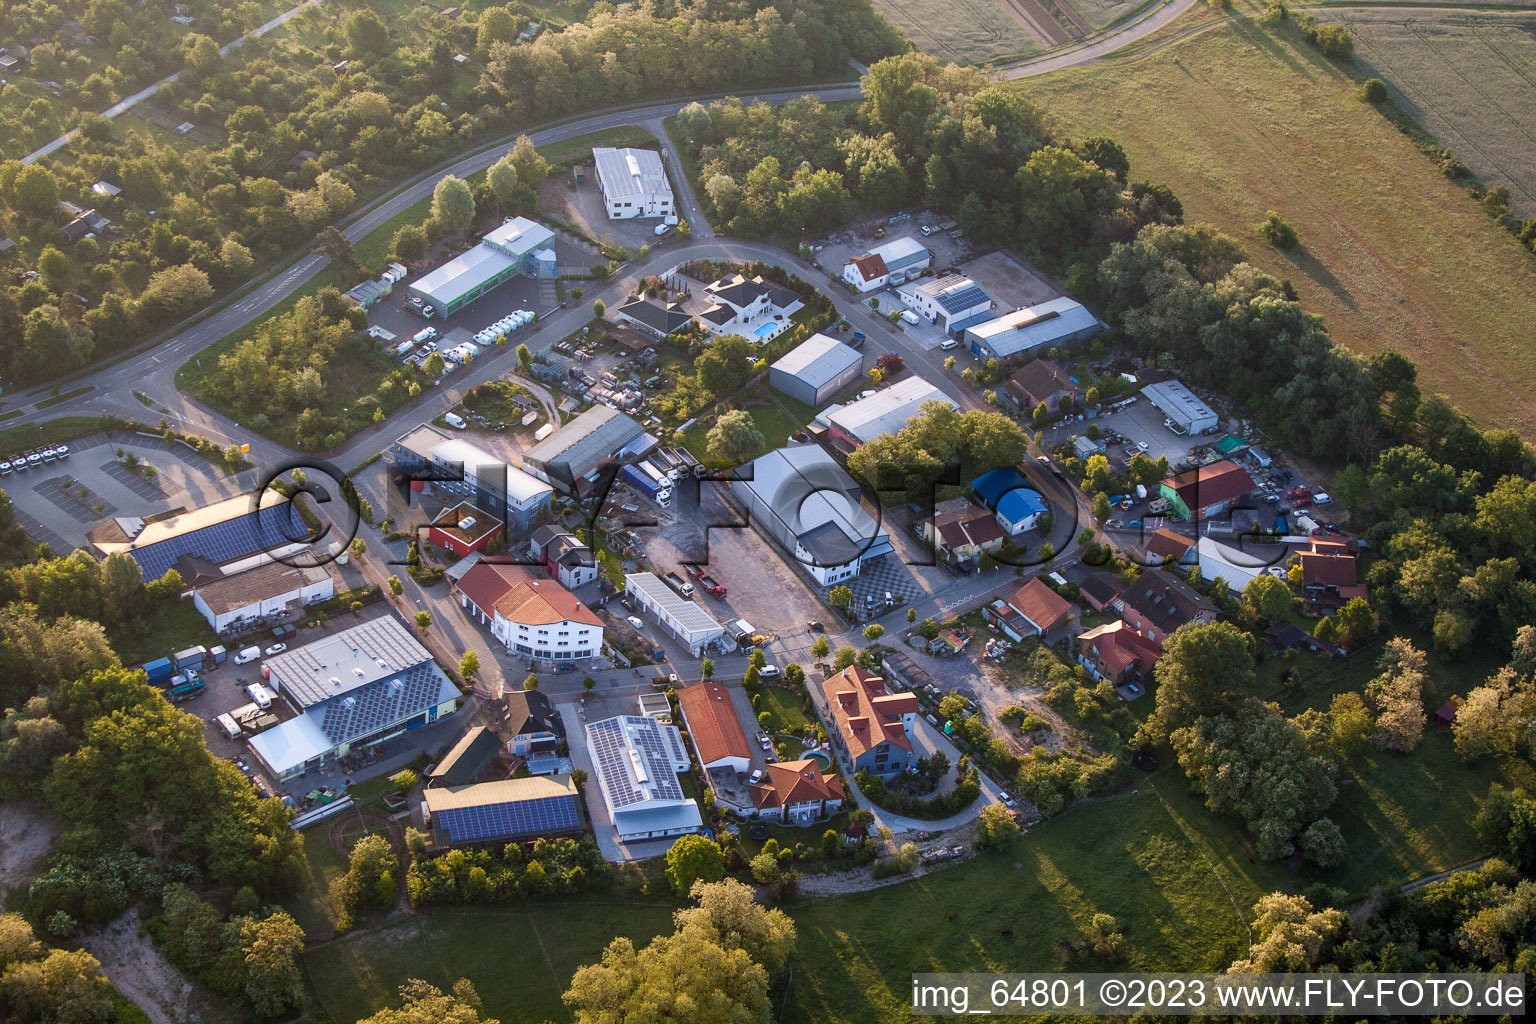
[35,385,96,410]
[683,393,814,469]
[756,684,813,734]
[303,902,677,1023]
[0,416,115,452]
[781,793,1250,1022]
[292,826,347,940]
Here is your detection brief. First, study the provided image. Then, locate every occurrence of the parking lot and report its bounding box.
[807,211,972,282]
[1042,396,1200,469]
[5,432,252,554]
[543,174,670,252]
[623,477,832,636]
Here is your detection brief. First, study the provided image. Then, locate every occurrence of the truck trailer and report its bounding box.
[620,461,672,507]
[141,657,174,686]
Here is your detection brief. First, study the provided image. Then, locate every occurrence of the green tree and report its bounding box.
[36,246,69,292]
[241,911,306,1017]
[592,299,605,320]
[863,624,885,642]
[1359,77,1388,103]
[358,979,494,1024]
[664,835,725,895]
[1151,621,1256,737]
[811,635,830,659]
[828,586,855,614]
[700,658,715,680]
[477,6,518,49]
[831,646,859,672]
[486,157,520,212]
[220,237,254,278]
[907,607,918,624]
[1093,492,1112,523]
[416,611,432,631]
[706,410,765,464]
[431,175,475,236]
[345,9,390,54]
[516,343,532,372]
[424,352,446,378]
[694,334,756,396]
[11,165,60,216]
[523,674,539,691]
[387,575,404,596]
[97,551,143,620]
[1242,573,1292,621]
[1255,210,1299,249]
[976,803,1020,849]
[459,650,479,680]
[393,223,428,262]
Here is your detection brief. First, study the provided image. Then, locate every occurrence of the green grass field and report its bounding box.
[303,901,679,1023]
[1066,0,1157,33]
[1017,15,1536,435]
[873,0,1044,66]
[683,394,815,469]
[1323,7,1536,218]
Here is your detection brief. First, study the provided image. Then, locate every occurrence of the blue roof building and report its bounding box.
[971,468,1048,536]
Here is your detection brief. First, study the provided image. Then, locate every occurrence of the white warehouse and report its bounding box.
[593,147,674,220]
[1142,380,1219,435]
[624,572,726,656]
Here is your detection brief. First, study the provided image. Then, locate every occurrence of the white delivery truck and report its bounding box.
[216,713,243,740]
[444,412,467,429]
[234,645,262,665]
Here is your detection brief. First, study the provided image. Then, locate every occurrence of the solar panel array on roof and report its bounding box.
[317,661,445,744]
[434,794,580,843]
[130,504,306,580]
[936,283,988,315]
[267,616,435,708]
[588,716,683,808]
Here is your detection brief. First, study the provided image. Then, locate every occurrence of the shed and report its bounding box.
[769,332,863,407]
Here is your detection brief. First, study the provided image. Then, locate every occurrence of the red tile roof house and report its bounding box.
[427,501,505,556]
[751,759,846,824]
[986,577,1077,643]
[1003,358,1082,415]
[1299,539,1368,613]
[453,561,604,665]
[1113,568,1218,644]
[921,503,1008,564]
[820,666,920,778]
[1158,460,1256,521]
[1076,621,1162,685]
[676,681,752,775]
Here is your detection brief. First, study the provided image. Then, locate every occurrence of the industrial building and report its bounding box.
[422,775,583,847]
[821,377,955,450]
[522,405,644,496]
[895,275,994,334]
[189,560,334,633]
[390,425,552,529]
[89,491,311,586]
[408,216,556,316]
[730,445,893,586]
[962,297,1103,360]
[585,715,702,842]
[247,616,461,781]
[675,681,751,774]
[623,572,725,656]
[841,237,931,292]
[1158,460,1255,521]
[768,332,864,408]
[592,147,674,220]
[1142,380,1220,435]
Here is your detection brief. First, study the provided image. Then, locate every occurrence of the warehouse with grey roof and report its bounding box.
[769,332,863,407]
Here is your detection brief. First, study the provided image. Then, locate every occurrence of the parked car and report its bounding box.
[627,615,645,631]
[748,769,765,785]
[759,665,781,679]
[940,337,958,350]
[653,223,672,236]
[264,643,287,656]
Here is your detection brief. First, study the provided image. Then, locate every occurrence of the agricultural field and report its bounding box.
[1018,16,1536,435]
[871,0,1044,65]
[1066,0,1158,33]
[1323,7,1536,217]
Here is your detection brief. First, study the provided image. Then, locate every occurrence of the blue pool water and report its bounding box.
[754,321,780,338]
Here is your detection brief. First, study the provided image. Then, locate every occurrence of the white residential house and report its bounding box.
[842,237,931,292]
[455,562,604,664]
[694,274,804,342]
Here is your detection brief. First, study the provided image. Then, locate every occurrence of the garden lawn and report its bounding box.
[783,792,1250,1022]
[104,598,215,667]
[302,901,678,1023]
[683,395,814,469]
[1016,17,1536,434]
[756,683,813,734]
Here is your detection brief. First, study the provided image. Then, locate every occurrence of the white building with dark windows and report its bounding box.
[593,147,674,220]
[896,275,994,334]
[390,425,552,529]
[454,561,604,664]
[585,715,702,842]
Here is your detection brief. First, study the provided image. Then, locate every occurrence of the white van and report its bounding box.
[216,713,243,740]
[899,310,921,326]
[444,412,467,430]
[233,645,262,665]
[246,683,273,709]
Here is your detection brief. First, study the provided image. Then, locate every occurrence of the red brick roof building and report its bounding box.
[751,759,846,823]
[820,666,919,778]
[676,681,751,773]
[1076,621,1162,685]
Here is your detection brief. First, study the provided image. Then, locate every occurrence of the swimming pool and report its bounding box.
[803,750,831,768]
[753,321,781,339]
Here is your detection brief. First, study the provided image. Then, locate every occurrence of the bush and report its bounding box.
[1358,77,1388,104]
[1255,210,1299,250]
[1307,21,1355,60]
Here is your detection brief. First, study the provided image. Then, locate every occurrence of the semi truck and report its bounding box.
[663,571,695,599]
[620,461,672,507]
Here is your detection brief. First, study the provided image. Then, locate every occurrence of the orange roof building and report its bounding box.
[1158,460,1255,521]
[1076,621,1162,685]
[1300,538,1367,610]
[677,681,752,772]
[751,760,846,823]
[1005,577,1076,637]
[820,666,919,777]
[454,561,604,664]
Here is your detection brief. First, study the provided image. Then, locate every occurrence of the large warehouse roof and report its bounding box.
[410,244,518,308]
[593,147,671,204]
[585,715,700,840]
[739,446,890,565]
[524,405,642,479]
[966,297,1101,358]
[624,573,724,635]
[825,377,954,443]
[1142,380,1218,429]
[483,216,554,257]
[264,615,436,708]
[771,332,861,388]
